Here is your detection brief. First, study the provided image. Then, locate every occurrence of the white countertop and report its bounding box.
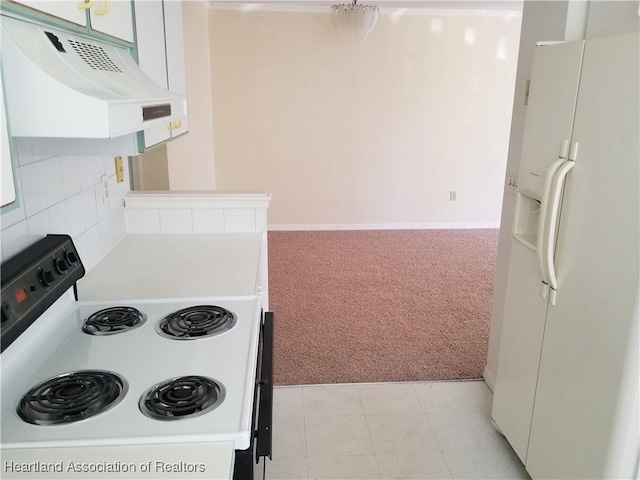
[77,234,262,301]
[0,441,234,479]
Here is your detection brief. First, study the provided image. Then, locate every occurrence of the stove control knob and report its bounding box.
[40,269,55,287]
[65,250,79,266]
[1,303,10,324]
[55,258,69,274]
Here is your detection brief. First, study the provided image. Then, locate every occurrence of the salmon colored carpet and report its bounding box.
[268,230,499,386]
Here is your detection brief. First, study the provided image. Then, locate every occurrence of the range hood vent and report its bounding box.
[1,16,187,139]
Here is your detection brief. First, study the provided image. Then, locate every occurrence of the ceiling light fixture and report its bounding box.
[330,0,379,38]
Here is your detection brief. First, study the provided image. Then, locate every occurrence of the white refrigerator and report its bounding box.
[491,32,639,479]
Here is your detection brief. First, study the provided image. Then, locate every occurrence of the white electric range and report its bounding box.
[0,235,272,480]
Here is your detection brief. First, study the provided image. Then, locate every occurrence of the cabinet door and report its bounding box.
[163,0,188,139]
[9,0,87,26]
[134,0,171,149]
[134,0,188,150]
[89,0,134,43]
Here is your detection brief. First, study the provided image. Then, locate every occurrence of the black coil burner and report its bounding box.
[155,305,236,340]
[82,307,147,335]
[139,376,225,420]
[17,370,127,425]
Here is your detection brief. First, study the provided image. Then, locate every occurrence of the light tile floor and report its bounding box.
[255,380,530,480]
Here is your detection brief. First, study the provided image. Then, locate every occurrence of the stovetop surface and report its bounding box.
[0,292,262,450]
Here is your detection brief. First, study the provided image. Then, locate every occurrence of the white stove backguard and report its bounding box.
[0,294,262,451]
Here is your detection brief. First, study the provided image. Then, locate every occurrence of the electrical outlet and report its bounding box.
[449,191,457,201]
[100,174,108,203]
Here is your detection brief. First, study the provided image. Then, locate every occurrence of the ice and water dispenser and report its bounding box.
[513,163,546,251]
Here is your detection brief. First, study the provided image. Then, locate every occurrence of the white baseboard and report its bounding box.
[483,365,496,393]
[268,222,500,231]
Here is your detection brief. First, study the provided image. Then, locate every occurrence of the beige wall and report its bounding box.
[137,144,170,190]
[585,0,640,38]
[166,0,216,190]
[209,9,521,228]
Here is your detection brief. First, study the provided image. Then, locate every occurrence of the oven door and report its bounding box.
[233,311,273,480]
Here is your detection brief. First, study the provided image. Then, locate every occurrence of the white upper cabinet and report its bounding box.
[134,0,188,150]
[134,0,170,148]
[89,0,134,43]
[8,0,134,43]
[9,1,88,27]
[163,0,188,139]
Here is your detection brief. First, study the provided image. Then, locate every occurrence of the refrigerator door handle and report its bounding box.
[543,149,577,305]
[537,140,570,299]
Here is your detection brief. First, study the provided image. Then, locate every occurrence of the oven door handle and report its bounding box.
[255,311,274,461]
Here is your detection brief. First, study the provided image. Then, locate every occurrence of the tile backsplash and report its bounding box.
[1,140,129,272]
[126,207,267,234]
[122,191,271,234]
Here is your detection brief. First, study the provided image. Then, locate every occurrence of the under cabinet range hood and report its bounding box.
[1,16,186,139]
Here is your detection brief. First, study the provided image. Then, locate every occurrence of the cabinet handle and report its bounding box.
[93,0,110,15]
[167,120,182,130]
[77,0,95,10]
